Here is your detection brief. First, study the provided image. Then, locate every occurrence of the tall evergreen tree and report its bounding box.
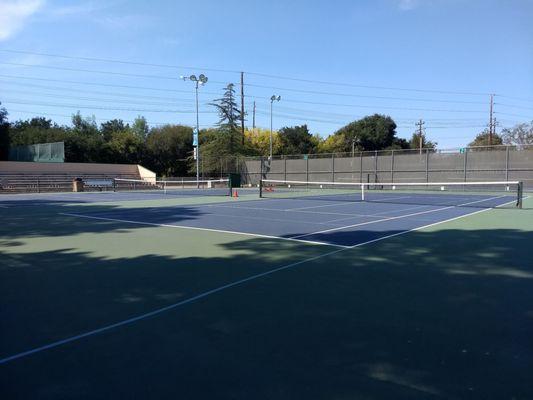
[210,83,242,154]
[201,84,244,173]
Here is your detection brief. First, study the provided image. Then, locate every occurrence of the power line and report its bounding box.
[0,74,224,95]
[244,82,490,104]
[0,62,228,85]
[495,111,533,119]
[0,80,198,102]
[1,89,195,107]
[1,99,218,113]
[497,94,533,104]
[0,49,243,74]
[7,108,219,128]
[495,102,533,111]
[0,48,494,96]
[0,76,489,115]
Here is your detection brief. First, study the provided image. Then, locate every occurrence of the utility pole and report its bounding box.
[416,119,425,154]
[489,94,494,146]
[252,101,256,131]
[240,72,245,145]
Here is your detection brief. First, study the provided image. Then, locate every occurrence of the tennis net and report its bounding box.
[259,179,524,208]
[114,178,232,196]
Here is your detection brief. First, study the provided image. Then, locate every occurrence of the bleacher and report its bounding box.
[0,161,155,194]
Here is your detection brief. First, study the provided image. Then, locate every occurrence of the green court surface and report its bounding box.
[1,194,532,399]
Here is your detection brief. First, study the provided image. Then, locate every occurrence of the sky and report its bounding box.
[0,0,532,149]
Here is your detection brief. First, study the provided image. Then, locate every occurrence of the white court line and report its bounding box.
[58,212,349,249]
[199,211,340,227]
[206,203,387,219]
[291,195,508,239]
[1,194,516,365]
[284,195,414,211]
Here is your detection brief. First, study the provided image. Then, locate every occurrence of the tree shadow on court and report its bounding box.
[1,217,533,399]
[0,201,211,239]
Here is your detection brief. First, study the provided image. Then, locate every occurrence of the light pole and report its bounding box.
[270,95,281,160]
[181,74,208,187]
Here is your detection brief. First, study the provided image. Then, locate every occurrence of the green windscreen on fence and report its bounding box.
[8,142,65,162]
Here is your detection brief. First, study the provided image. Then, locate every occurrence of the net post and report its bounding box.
[113,178,117,192]
[259,177,263,198]
[361,183,365,201]
[517,181,523,209]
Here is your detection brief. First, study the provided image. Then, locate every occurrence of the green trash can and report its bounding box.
[228,173,241,188]
[228,173,241,196]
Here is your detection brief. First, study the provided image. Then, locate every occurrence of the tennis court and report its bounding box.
[1,180,532,399]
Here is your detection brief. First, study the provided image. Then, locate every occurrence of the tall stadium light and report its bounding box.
[181,74,208,188]
[270,95,281,160]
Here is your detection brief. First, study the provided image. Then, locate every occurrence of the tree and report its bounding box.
[278,125,317,155]
[100,119,129,141]
[131,116,149,139]
[68,112,103,162]
[409,132,437,150]
[501,121,533,146]
[72,112,99,136]
[144,124,193,176]
[332,114,398,152]
[468,129,503,147]
[0,105,9,160]
[209,83,242,152]
[105,130,143,164]
[317,133,346,154]
[244,128,282,156]
[201,84,245,173]
[9,117,69,147]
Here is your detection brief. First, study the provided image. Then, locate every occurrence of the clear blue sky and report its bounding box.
[0,0,532,148]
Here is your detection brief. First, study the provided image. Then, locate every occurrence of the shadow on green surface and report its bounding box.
[1,209,532,399]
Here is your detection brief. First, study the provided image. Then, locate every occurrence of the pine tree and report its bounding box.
[201,84,244,174]
[210,83,242,154]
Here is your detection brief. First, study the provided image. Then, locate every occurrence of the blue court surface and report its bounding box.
[59,191,517,247]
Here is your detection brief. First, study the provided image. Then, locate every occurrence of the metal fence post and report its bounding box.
[425,149,429,182]
[374,150,378,183]
[391,150,395,183]
[360,151,363,183]
[332,153,335,182]
[284,156,287,182]
[505,145,510,181]
[306,156,309,182]
[463,148,468,182]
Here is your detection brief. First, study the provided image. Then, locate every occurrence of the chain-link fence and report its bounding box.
[238,145,533,190]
